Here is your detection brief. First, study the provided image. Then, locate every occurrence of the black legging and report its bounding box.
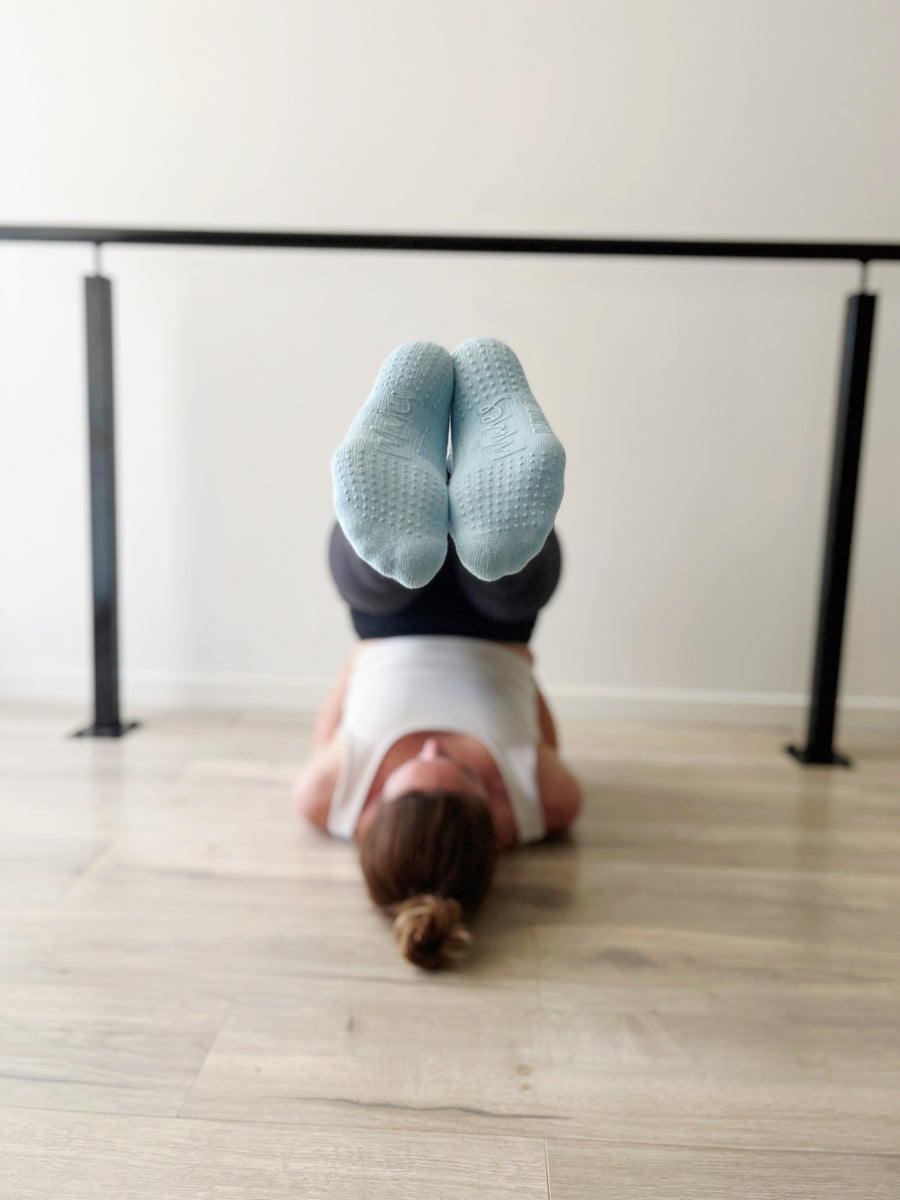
[329,523,561,642]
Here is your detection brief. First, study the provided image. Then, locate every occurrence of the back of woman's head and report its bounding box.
[359,789,499,970]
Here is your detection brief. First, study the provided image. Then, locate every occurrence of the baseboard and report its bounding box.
[547,685,900,732]
[0,669,331,714]
[2,668,899,733]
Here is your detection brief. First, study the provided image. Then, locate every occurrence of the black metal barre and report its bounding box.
[2,224,896,761]
[3,224,900,260]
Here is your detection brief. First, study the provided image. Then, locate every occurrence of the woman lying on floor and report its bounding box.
[294,339,581,969]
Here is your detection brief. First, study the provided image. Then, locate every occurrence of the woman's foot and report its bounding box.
[448,338,565,581]
[332,342,453,587]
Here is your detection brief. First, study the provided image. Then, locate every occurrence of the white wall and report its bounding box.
[2,0,899,731]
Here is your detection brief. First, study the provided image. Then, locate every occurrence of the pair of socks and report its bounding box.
[331,338,565,587]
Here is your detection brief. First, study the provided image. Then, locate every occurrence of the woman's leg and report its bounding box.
[329,338,564,635]
[330,521,544,641]
[451,529,562,625]
[328,523,429,616]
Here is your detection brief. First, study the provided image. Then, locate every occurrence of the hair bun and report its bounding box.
[393,895,471,970]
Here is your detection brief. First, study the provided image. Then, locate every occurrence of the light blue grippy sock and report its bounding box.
[448,338,565,581]
[332,342,454,588]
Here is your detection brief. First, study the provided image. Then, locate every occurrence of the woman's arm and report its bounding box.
[311,647,359,750]
[294,648,359,831]
[535,684,559,749]
[536,743,582,836]
[293,737,344,831]
[534,685,582,836]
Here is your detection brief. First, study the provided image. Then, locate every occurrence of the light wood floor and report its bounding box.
[1,703,898,1198]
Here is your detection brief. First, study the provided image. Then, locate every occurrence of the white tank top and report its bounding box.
[327,636,545,843]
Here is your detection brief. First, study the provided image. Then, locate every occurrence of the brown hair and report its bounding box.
[359,790,499,970]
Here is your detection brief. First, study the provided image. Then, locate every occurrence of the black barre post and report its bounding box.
[787,284,877,766]
[74,263,138,738]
